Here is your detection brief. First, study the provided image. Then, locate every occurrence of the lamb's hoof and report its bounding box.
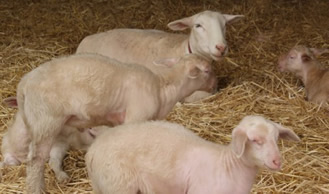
[56,172,70,184]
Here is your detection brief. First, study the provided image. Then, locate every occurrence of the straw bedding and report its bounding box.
[0,0,328,193]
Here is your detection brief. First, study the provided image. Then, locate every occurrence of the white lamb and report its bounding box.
[86,115,300,194]
[15,53,216,193]
[278,45,329,104]
[76,10,244,102]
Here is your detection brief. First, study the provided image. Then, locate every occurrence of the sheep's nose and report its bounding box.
[215,44,227,55]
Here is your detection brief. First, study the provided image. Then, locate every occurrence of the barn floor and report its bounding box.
[0,0,329,193]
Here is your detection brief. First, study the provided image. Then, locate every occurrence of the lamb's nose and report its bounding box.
[272,159,281,169]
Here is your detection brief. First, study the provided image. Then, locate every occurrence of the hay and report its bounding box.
[0,0,329,193]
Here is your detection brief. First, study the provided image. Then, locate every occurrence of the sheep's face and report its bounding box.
[232,115,300,171]
[167,11,244,61]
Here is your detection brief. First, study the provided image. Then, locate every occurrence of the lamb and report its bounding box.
[76,10,243,102]
[0,97,104,183]
[85,115,300,194]
[15,53,216,193]
[278,45,329,103]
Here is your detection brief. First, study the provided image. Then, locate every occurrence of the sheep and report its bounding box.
[278,45,329,103]
[15,53,216,193]
[85,115,300,194]
[0,97,104,183]
[76,10,244,102]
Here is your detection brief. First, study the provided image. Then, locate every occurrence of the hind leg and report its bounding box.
[25,117,65,194]
[26,138,54,194]
[86,149,141,194]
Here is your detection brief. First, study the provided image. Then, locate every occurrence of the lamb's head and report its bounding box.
[278,45,329,75]
[167,10,244,61]
[153,54,217,98]
[231,115,300,171]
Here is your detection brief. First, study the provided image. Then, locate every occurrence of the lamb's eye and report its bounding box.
[252,139,263,145]
[289,54,297,60]
[195,24,202,28]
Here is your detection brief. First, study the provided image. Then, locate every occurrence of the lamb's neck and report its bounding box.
[219,146,259,190]
[302,62,325,89]
[156,73,187,119]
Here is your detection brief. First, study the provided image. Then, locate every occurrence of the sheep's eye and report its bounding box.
[289,55,295,59]
[195,24,202,28]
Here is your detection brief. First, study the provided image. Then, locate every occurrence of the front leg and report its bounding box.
[49,140,70,184]
[182,91,213,103]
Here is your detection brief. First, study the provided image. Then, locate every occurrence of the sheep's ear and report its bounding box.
[167,16,193,31]
[274,123,300,141]
[3,96,18,108]
[231,127,248,158]
[153,58,179,68]
[223,14,244,24]
[309,48,329,57]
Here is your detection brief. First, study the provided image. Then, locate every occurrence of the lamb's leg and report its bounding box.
[25,117,65,194]
[26,138,54,194]
[182,91,213,103]
[49,139,70,183]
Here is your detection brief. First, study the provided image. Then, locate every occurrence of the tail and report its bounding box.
[0,161,3,182]
[16,82,34,161]
[16,86,28,129]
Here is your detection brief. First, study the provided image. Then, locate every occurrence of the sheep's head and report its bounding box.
[167,11,244,61]
[231,115,300,170]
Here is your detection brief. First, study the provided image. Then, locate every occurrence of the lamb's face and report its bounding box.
[278,46,314,74]
[181,54,217,93]
[232,115,300,171]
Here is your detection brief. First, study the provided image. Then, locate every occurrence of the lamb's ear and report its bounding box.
[309,48,329,57]
[153,57,180,68]
[167,16,193,31]
[301,53,312,62]
[231,127,248,158]
[3,96,18,108]
[274,123,300,141]
[223,14,244,24]
[188,66,201,79]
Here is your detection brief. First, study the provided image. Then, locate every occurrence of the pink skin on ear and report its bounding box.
[167,17,193,31]
[309,48,329,57]
[232,128,248,158]
[223,14,244,24]
[3,96,18,108]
